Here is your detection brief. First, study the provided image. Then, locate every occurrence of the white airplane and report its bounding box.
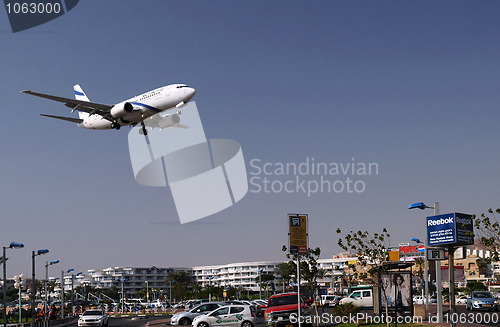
[21,83,196,135]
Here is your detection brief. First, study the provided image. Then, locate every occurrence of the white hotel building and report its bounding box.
[63,266,188,296]
[192,257,355,293]
[62,256,357,297]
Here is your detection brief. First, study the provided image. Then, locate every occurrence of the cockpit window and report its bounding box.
[176,85,189,88]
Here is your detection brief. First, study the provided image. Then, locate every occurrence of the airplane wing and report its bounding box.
[40,114,83,124]
[21,90,114,120]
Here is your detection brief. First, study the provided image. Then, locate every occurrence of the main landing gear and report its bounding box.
[111,121,121,130]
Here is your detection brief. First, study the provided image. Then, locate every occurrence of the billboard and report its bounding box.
[427,213,473,246]
[399,244,425,261]
[288,214,308,254]
[380,272,413,316]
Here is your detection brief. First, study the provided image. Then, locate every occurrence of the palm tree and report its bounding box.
[165,270,195,301]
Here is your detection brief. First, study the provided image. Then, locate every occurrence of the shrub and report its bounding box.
[332,302,362,316]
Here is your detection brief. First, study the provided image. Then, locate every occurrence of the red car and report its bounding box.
[264,293,311,327]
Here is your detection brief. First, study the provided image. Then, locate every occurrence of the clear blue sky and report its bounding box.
[1,1,499,279]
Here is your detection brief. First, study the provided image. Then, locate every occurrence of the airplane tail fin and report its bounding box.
[73,84,89,120]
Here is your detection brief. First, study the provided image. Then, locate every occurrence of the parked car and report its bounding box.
[78,309,109,327]
[264,293,311,327]
[466,291,499,311]
[171,302,225,325]
[192,304,256,327]
[413,295,435,305]
[250,300,266,316]
[320,295,342,307]
[456,295,468,304]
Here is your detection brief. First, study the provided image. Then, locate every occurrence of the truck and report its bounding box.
[264,293,312,327]
[338,287,374,308]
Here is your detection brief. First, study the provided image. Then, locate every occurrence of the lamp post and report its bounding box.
[67,270,82,317]
[258,269,263,299]
[67,269,74,318]
[13,274,24,324]
[168,280,172,307]
[409,201,442,323]
[116,277,128,314]
[31,249,49,322]
[145,280,149,303]
[3,242,24,327]
[44,259,59,320]
[60,270,64,319]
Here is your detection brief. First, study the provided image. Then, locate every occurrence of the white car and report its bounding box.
[78,309,109,327]
[456,295,468,304]
[413,295,437,304]
[192,305,256,327]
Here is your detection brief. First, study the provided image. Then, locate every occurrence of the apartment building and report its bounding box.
[64,266,189,296]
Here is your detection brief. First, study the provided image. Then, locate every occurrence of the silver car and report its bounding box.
[466,291,499,311]
[171,302,225,325]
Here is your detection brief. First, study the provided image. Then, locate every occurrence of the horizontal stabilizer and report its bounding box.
[40,114,83,124]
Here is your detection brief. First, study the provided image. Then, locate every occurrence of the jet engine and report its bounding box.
[110,102,133,118]
[158,114,180,129]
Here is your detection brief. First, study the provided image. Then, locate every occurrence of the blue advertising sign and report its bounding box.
[427,213,473,246]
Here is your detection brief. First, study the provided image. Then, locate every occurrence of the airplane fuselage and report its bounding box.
[80,84,195,129]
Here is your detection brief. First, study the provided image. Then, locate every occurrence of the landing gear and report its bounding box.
[111,122,121,130]
[141,121,148,135]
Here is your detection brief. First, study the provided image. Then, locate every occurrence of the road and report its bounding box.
[63,307,500,327]
[65,316,169,327]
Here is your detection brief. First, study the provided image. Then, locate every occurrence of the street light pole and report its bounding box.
[45,260,59,320]
[13,274,24,324]
[3,242,24,327]
[258,269,262,299]
[409,201,442,323]
[61,270,64,319]
[31,249,49,322]
[145,280,149,303]
[2,247,6,327]
[72,272,82,317]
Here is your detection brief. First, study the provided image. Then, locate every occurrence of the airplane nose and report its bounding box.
[186,87,196,101]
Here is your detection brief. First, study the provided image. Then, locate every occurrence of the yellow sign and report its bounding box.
[389,250,400,262]
[289,214,308,254]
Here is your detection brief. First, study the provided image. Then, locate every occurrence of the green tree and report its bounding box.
[274,262,295,292]
[337,228,391,327]
[165,270,195,301]
[101,286,120,303]
[464,280,487,294]
[254,272,275,297]
[473,208,500,263]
